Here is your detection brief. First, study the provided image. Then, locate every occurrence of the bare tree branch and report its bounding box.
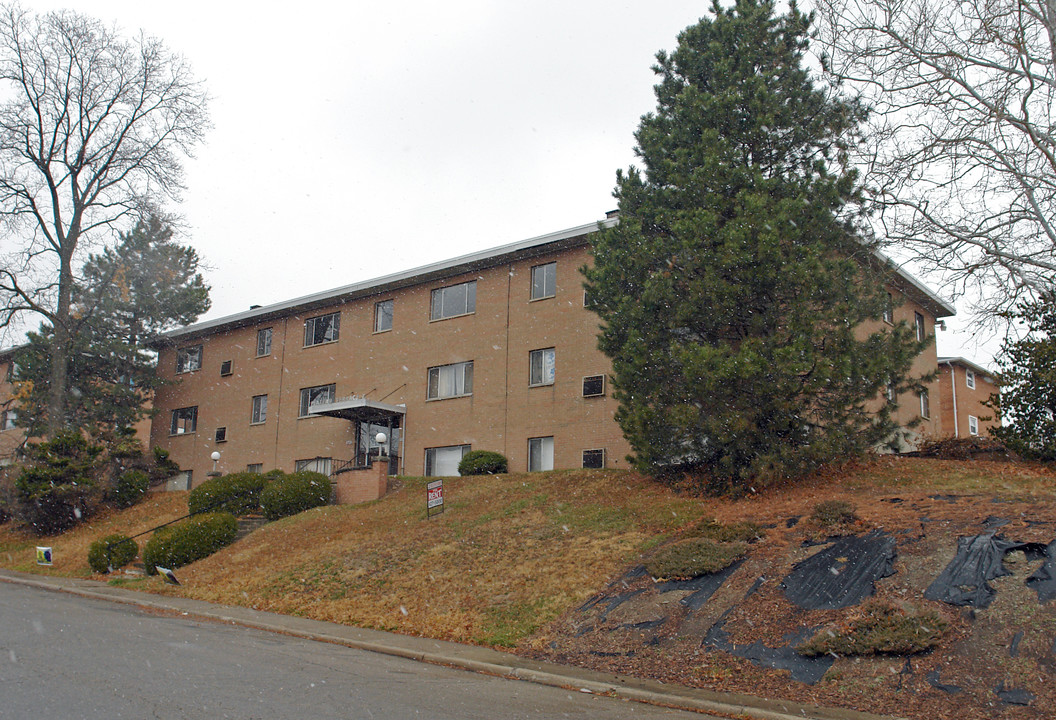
[814,0,1056,324]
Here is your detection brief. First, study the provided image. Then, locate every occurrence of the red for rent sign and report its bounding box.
[427,479,444,516]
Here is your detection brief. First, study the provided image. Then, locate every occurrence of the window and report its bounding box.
[528,436,554,472]
[883,293,894,324]
[247,463,263,474]
[886,381,896,402]
[582,449,606,469]
[170,406,198,435]
[1,409,16,431]
[256,328,273,357]
[530,262,556,300]
[304,312,340,347]
[299,384,335,417]
[215,427,227,443]
[220,360,233,376]
[427,361,473,400]
[920,390,930,419]
[424,445,470,476]
[968,415,979,436]
[251,394,268,424]
[915,312,926,342]
[966,369,976,390]
[175,345,202,374]
[529,348,556,386]
[430,281,476,320]
[582,375,605,397]
[374,299,393,333]
[295,457,332,475]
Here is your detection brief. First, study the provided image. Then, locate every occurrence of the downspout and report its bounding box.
[503,263,513,459]
[273,316,288,469]
[944,360,959,438]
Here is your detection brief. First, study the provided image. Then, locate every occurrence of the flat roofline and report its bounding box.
[150,218,614,346]
[938,356,998,379]
[151,216,955,344]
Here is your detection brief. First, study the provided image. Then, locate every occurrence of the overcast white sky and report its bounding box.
[15,0,1000,365]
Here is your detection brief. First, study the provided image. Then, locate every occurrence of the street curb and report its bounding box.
[0,569,906,720]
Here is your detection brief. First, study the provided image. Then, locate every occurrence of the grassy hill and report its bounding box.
[2,456,1055,720]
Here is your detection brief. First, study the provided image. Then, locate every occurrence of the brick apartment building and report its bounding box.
[937,357,1000,439]
[146,218,961,486]
[0,347,22,463]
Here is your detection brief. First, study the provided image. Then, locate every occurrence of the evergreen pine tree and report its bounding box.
[584,0,926,489]
[14,216,210,439]
[989,292,1056,461]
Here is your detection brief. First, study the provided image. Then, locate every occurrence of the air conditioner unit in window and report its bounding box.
[220,360,233,376]
[582,449,606,469]
[215,427,227,443]
[582,374,605,397]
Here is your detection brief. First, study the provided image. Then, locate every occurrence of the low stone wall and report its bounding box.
[332,460,388,505]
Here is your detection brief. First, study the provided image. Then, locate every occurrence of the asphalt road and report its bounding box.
[0,582,698,720]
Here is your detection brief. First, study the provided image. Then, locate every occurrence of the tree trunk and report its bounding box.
[45,250,75,437]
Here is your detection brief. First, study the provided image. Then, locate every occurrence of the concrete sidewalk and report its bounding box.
[0,568,905,720]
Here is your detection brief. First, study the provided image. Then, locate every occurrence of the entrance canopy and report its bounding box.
[309,397,405,426]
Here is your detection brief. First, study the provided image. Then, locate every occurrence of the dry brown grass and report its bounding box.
[3,455,1055,665]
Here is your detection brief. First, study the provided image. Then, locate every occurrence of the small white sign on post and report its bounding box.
[426,479,444,518]
[36,547,52,566]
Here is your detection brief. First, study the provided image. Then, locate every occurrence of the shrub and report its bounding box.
[87,533,138,574]
[797,599,949,656]
[645,537,748,580]
[105,469,150,508]
[188,472,266,516]
[809,500,858,528]
[694,518,764,543]
[458,450,508,476]
[142,512,238,575]
[150,446,181,484]
[261,471,331,520]
[14,432,102,534]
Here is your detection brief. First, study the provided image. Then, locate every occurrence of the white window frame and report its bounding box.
[966,369,976,390]
[430,281,476,321]
[170,406,198,435]
[582,374,605,397]
[529,348,556,387]
[914,312,926,342]
[304,312,340,347]
[1,409,16,431]
[530,262,556,300]
[374,299,394,333]
[424,444,470,477]
[175,345,202,374]
[968,415,979,436]
[256,327,273,357]
[299,383,336,417]
[920,390,930,419]
[427,361,473,400]
[295,457,332,475]
[247,463,263,473]
[883,293,894,324]
[528,436,554,472]
[251,394,268,424]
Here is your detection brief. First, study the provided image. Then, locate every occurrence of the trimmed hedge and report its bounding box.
[142,512,238,575]
[188,472,265,516]
[261,471,331,520]
[457,450,508,476]
[106,469,150,509]
[87,533,138,574]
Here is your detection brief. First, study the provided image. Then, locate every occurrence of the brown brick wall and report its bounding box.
[150,238,954,484]
[937,362,1000,439]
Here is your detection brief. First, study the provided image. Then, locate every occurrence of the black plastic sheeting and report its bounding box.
[657,559,744,612]
[704,610,834,685]
[1026,541,1056,602]
[780,531,897,610]
[995,682,1035,706]
[925,534,1053,608]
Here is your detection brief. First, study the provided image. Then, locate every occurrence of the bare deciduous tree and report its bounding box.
[0,5,208,435]
[814,0,1056,322]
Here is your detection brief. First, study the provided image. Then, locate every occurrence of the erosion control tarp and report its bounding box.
[780,531,897,610]
[925,534,1054,607]
[704,614,834,685]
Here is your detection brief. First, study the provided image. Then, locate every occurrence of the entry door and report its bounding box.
[357,421,400,473]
